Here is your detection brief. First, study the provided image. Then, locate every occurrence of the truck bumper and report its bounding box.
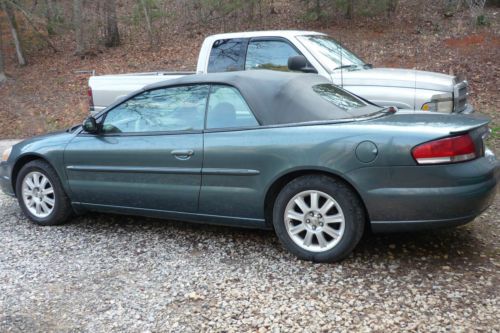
[457,104,474,114]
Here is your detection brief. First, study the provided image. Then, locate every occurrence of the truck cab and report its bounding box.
[197,30,472,113]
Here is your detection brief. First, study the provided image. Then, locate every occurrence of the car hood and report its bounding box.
[337,68,455,92]
[12,131,74,158]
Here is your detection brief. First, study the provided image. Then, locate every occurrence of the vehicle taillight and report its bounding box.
[412,134,476,165]
[87,86,94,110]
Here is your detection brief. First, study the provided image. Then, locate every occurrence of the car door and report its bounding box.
[199,84,266,220]
[64,84,209,213]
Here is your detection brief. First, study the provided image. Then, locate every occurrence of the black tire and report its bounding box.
[15,160,73,226]
[272,175,365,262]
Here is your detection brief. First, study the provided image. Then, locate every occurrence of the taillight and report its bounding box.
[87,86,94,110]
[412,134,476,165]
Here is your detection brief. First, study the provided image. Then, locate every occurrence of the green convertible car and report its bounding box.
[1,71,498,262]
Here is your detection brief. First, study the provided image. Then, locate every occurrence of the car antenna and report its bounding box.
[338,35,344,88]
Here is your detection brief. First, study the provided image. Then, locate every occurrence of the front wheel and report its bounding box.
[16,160,73,226]
[272,175,365,262]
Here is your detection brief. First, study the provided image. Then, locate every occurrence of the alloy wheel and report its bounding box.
[21,171,55,218]
[284,190,345,252]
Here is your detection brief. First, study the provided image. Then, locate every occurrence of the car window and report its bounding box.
[245,40,300,71]
[206,85,259,129]
[313,84,367,110]
[102,85,209,134]
[207,38,247,73]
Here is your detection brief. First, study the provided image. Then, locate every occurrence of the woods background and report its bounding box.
[0,0,498,148]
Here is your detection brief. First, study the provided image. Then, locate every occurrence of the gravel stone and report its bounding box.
[0,190,498,332]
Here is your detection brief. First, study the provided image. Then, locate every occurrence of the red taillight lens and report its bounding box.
[412,134,476,164]
[87,86,94,109]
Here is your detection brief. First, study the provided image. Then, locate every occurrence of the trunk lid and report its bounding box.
[368,112,489,136]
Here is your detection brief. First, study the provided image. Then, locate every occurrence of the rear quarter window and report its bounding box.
[208,39,247,73]
[313,84,367,110]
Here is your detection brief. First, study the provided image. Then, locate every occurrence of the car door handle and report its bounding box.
[171,149,194,160]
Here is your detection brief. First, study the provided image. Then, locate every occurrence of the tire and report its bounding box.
[272,175,365,262]
[15,160,73,226]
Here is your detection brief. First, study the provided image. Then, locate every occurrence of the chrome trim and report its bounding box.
[66,165,201,174]
[202,168,261,176]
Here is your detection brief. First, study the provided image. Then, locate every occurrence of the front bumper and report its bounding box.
[0,162,15,197]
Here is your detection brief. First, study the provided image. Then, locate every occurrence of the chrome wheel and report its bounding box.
[284,190,345,252]
[21,171,55,218]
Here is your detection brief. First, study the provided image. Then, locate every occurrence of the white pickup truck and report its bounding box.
[88,30,473,114]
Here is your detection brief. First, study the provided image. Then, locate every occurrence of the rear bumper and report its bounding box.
[0,162,15,197]
[350,157,499,233]
[371,208,490,233]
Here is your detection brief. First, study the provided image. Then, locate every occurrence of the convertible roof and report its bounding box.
[144,70,373,125]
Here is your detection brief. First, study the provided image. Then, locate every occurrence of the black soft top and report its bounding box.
[144,70,378,125]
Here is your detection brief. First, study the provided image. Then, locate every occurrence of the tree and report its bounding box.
[1,0,27,66]
[386,0,397,18]
[104,0,120,47]
[45,0,57,35]
[140,0,154,47]
[73,0,84,55]
[0,26,5,83]
[345,0,354,19]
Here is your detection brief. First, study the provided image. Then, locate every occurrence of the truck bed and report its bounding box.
[89,71,195,113]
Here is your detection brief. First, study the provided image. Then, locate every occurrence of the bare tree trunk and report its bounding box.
[315,0,321,21]
[270,0,277,14]
[45,0,56,35]
[386,0,397,18]
[104,0,119,47]
[345,0,354,19]
[73,0,84,55]
[140,0,154,47]
[0,26,5,83]
[1,0,27,66]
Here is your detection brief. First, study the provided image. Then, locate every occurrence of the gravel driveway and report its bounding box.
[0,149,498,332]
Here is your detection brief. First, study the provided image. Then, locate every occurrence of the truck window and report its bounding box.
[208,39,247,73]
[245,40,300,71]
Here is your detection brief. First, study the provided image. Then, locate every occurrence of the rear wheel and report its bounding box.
[272,175,365,262]
[16,160,73,226]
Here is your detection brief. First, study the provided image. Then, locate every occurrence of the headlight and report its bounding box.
[421,93,453,113]
[1,147,12,162]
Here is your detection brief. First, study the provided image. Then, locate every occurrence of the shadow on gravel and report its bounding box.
[64,212,489,266]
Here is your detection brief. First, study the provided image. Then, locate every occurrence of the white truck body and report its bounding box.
[89,30,472,115]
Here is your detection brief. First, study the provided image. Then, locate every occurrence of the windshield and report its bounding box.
[297,35,366,72]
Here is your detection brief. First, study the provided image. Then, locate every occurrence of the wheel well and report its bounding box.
[11,155,46,195]
[263,170,370,228]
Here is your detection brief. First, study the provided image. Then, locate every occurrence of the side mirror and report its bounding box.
[288,55,318,74]
[82,116,99,134]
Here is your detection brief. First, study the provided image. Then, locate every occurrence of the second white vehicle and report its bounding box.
[88,30,472,115]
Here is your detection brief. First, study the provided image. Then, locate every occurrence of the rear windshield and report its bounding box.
[208,39,247,73]
[313,84,367,110]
